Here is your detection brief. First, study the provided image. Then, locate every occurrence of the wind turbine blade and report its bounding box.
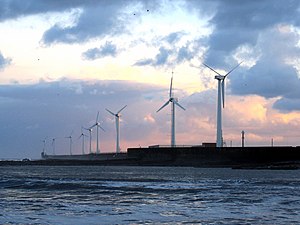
[169,76,173,98]
[82,126,89,131]
[224,61,243,77]
[156,100,170,113]
[89,124,97,129]
[117,105,127,114]
[106,108,115,116]
[174,101,186,111]
[99,125,105,132]
[203,63,222,76]
[222,79,225,108]
[96,111,99,122]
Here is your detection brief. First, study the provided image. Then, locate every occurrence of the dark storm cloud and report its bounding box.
[0,0,94,22]
[0,79,163,159]
[228,26,300,111]
[41,0,161,45]
[202,0,300,67]
[82,41,117,60]
[230,60,299,98]
[0,0,160,45]
[42,2,128,45]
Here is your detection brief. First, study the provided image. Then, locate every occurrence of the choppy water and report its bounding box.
[0,166,300,225]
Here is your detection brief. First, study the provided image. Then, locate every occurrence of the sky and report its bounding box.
[0,0,300,159]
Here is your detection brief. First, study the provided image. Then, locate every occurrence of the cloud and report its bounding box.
[201,0,300,68]
[134,46,171,67]
[0,0,162,46]
[82,41,117,60]
[164,31,185,44]
[134,33,200,67]
[0,52,11,70]
[228,26,300,111]
[273,98,300,112]
[41,4,124,44]
[134,58,153,66]
[0,0,94,22]
[41,1,161,45]
[177,45,194,63]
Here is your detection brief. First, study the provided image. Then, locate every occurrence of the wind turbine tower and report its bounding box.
[65,131,73,155]
[106,105,127,154]
[79,132,88,154]
[52,138,56,155]
[241,130,245,147]
[157,74,185,147]
[90,112,105,154]
[83,127,92,154]
[42,137,47,154]
[203,62,242,148]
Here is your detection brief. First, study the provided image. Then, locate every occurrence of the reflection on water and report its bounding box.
[1,166,300,224]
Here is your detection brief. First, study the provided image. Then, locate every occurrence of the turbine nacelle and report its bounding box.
[214,75,225,80]
[106,105,127,119]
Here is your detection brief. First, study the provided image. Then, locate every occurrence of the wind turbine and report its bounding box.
[202,61,242,148]
[65,131,73,155]
[106,105,127,154]
[90,112,105,154]
[78,132,88,155]
[51,138,56,155]
[42,137,47,154]
[156,74,185,147]
[83,126,93,154]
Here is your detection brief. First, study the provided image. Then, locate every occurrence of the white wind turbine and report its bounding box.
[90,112,105,154]
[157,75,185,147]
[65,131,73,155]
[203,62,242,148]
[83,126,93,154]
[106,105,127,154]
[78,131,88,155]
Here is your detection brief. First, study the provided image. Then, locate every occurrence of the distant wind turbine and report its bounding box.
[90,112,105,154]
[78,132,88,155]
[203,61,242,148]
[157,74,185,147]
[106,105,127,154]
[83,126,93,154]
[42,137,47,154]
[51,138,57,155]
[65,131,73,155]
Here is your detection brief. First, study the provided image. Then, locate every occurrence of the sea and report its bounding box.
[0,166,300,225]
